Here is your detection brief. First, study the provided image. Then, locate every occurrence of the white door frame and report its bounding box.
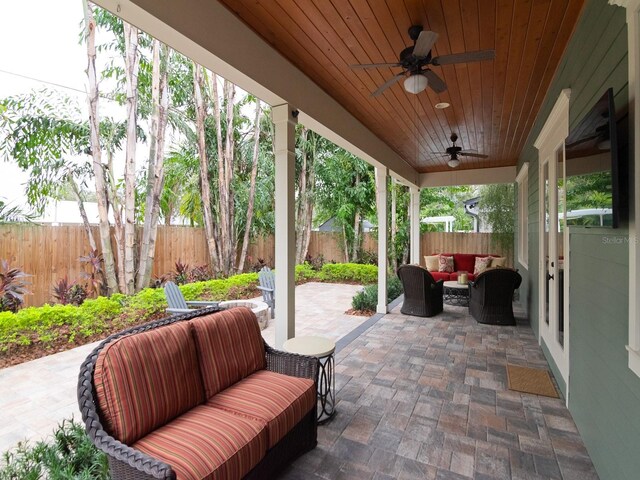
[534,89,571,397]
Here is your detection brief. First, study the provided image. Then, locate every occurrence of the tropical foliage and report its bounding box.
[0,419,109,480]
[0,260,30,313]
[0,262,377,355]
[351,276,403,312]
[478,183,515,255]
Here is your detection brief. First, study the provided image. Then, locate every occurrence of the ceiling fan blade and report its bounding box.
[459,152,489,159]
[432,49,496,66]
[371,73,405,97]
[351,62,402,69]
[413,30,439,57]
[423,70,447,93]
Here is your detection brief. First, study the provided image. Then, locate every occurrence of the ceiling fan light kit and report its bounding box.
[447,158,460,168]
[404,74,428,94]
[351,25,495,97]
[433,133,489,169]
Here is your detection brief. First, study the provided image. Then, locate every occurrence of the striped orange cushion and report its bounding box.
[190,308,266,397]
[133,404,267,480]
[206,370,315,448]
[94,322,205,445]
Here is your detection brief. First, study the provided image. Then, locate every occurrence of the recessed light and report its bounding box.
[435,102,450,109]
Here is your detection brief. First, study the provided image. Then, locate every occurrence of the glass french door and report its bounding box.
[540,143,569,389]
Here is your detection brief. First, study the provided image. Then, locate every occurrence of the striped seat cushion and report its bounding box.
[94,322,205,445]
[190,308,266,397]
[133,404,267,480]
[206,370,315,448]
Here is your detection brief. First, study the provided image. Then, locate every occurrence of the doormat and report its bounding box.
[507,364,559,398]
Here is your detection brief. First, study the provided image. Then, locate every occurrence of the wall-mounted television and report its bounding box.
[564,87,626,229]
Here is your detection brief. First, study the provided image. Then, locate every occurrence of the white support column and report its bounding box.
[376,166,388,314]
[272,104,297,348]
[410,186,421,265]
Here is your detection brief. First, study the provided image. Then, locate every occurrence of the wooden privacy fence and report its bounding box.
[0,225,509,307]
[420,232,512,263]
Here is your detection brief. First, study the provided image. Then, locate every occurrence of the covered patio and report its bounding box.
[1,296,598,479]
[65,0,640,478]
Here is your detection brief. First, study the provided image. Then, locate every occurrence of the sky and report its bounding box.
[0,0,122,211]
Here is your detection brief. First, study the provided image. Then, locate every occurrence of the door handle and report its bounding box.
[547,272,554,281]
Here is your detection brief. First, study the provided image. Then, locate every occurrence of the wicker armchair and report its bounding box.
[78,307,318,480]
[397,264,444,317]
[468,268,522,325]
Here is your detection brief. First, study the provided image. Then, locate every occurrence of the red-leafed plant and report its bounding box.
[172,259,190,285]
[79,249,105,297]
[0,259,31,312]
[53,276,88,306]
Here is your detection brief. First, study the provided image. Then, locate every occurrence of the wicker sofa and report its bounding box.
[424,253,505,282]
[78,307,318,480]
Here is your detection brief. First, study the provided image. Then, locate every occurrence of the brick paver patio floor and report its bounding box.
[279,303,599,480]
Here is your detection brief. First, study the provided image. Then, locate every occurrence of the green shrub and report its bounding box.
[352,284,378,312]
[121,288,167,324]
[351,276,403,312]
[0,264,384,356]
[0,418,108,479]
[295,263,317,282]
[0,296,124,351]
[387,276,403,301]
[319,263,378,284]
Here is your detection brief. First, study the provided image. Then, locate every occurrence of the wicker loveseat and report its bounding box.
[78,307,318,480]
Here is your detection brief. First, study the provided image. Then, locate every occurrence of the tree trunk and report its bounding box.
[295,128,308,264]
[137,40,169,290]
[351,173,361,262]
[295,128,316,264]
[83,1,118,294]
[352,211,361,262]
[122,22,140,294]
[237,100,261,273]
[342,224,350,263]
[301,157,315,262]
[68,173,97,252]
[105,154,125,293]
[391,179,397,271]
[211,76,236,276]
[193,63,219,271]
[225,82,236,273]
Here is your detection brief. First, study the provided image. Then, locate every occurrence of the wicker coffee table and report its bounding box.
[443,281,470,307]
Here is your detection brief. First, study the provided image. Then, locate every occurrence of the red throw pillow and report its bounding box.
[438,255,454,273]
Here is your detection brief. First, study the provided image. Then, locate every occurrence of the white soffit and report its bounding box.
[92,0,419,187]
[419,166,517,188]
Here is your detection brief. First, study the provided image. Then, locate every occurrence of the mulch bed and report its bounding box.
[345,308,375,317]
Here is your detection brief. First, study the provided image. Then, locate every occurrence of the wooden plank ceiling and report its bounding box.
[217,0,585,173]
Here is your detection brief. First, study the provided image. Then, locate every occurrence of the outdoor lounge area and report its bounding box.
[0,288,598,479]
[2,0,640,478]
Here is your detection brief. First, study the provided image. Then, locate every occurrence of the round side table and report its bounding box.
[283,335,336,424]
